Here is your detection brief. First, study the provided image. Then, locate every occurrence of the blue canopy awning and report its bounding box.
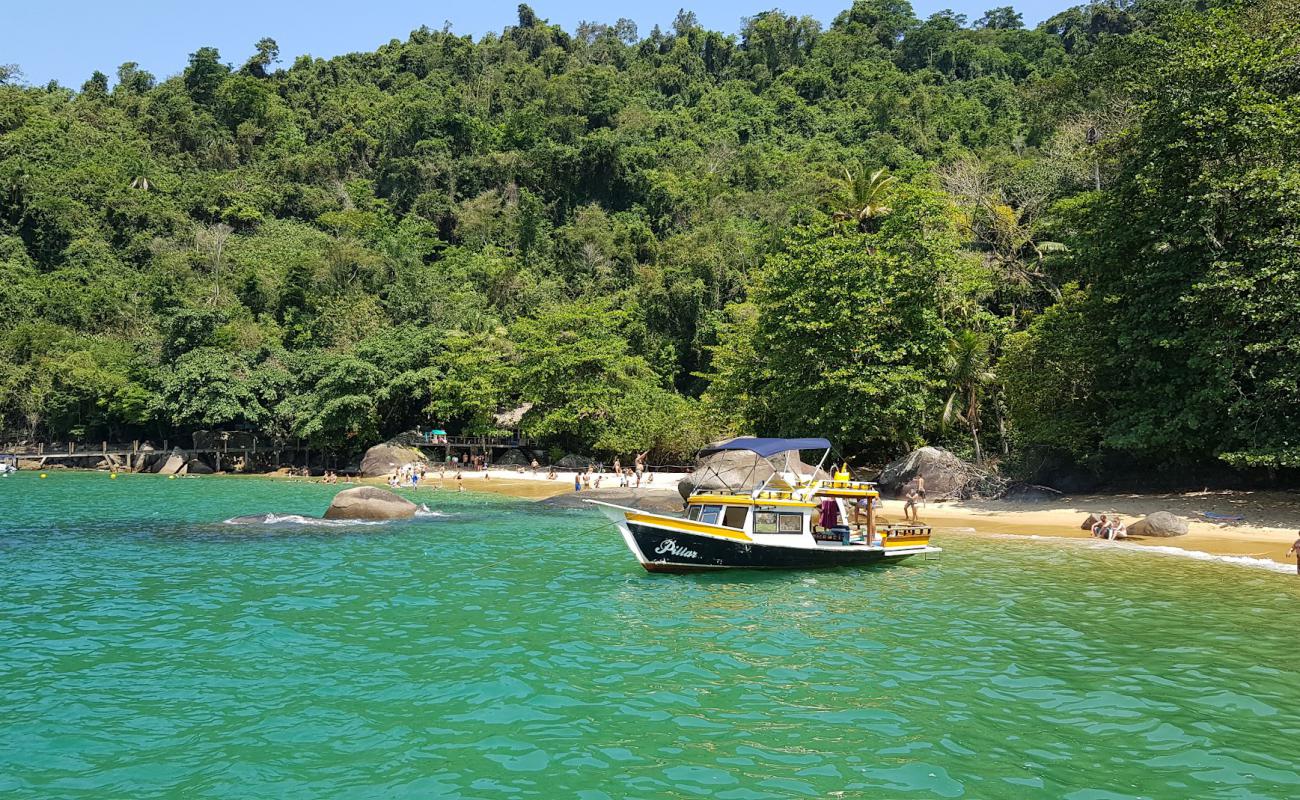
[699,437,831,458]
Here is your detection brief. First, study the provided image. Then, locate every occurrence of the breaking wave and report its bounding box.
[222,513,389,527]
[988,532,1295,575]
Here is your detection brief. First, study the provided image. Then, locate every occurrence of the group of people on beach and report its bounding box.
[569,453,651,492]
[385,462,466,492]
[901,476,926,522]
[1090,514,1128,540]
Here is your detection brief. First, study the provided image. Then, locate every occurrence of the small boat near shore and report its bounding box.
[588,437,939,572]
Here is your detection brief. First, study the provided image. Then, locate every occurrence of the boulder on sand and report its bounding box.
[875,446,970,500]
[184,458,214,475]
[556,453,594,469]
[678,449,828,502]
[1127,511,1188,538]
[156,450,187,476]
[495,448,533,467]
[323,486,418,520]
[359,440,429,478]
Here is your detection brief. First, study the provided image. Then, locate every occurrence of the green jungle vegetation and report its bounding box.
[1,0,1297,480]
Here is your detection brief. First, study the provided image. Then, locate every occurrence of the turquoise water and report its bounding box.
[3,472,1300,798]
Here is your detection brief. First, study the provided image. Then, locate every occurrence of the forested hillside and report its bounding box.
[1,0,1297,479]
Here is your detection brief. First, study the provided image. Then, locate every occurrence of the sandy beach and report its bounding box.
[259,467,1300,569]
[437,470,1300,568]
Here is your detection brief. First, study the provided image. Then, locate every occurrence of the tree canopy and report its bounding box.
[2,0,1295,480]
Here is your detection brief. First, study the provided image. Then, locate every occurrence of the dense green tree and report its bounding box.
[0,0,1293,481]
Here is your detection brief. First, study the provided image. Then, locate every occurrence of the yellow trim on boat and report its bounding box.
[686,494,816,508]
[626,512,753,542]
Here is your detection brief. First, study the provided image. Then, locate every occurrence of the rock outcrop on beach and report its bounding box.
[359,439,429,477]
[556,453,594,469]
[678,449,828,501]
[876,447,973,499]
[1128,511,1189,538]
[543,487,684,515]
[155,450,187,476]
[323,486,418,520]
[184,458,214,475]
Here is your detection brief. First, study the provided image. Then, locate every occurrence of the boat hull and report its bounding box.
[627,521,919,572]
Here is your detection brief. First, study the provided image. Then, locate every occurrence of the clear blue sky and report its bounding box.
[3,1,1068,88]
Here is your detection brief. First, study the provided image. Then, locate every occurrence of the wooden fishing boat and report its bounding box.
[587,437,939,572]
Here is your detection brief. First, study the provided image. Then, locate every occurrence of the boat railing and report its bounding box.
[805,478,879,493]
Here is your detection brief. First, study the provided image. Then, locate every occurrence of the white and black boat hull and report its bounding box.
[628,521,895,571]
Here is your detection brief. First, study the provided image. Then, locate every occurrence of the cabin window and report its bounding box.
[778,513,805,533]
[697,505,723,525]
[753,511,803,534]
[722,506,749,530]
[686,505,702,521]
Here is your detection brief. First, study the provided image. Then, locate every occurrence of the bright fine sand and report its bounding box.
[895,491,1300,567]
[460,473,1300,567]
[348,469,1300,567]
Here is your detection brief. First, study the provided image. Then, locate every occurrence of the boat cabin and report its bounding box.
[683,465,930,551]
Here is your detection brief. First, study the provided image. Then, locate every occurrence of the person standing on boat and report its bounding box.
[1288,533,1300,574]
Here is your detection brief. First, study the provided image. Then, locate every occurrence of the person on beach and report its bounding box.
[903,486,920,522]
[916,475,926,506]
[547,467,557,480]
[1288,533,1300,574]
[1091,515,1108,538]
[531,459,539,473]
[574,473,582,492]
[1108,517,1127,540]
[613,457,621,477]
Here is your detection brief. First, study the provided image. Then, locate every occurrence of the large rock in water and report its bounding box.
[678,450,828,502]
[876,446,969,500]
[359,440,429,477]
[1128,511,1189,538]
[323,486,417,520]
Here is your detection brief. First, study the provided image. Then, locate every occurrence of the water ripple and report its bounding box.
[3,474,1300,797]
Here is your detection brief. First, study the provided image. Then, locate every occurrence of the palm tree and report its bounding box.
[831,166,896,233]
[942,330,996,464]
